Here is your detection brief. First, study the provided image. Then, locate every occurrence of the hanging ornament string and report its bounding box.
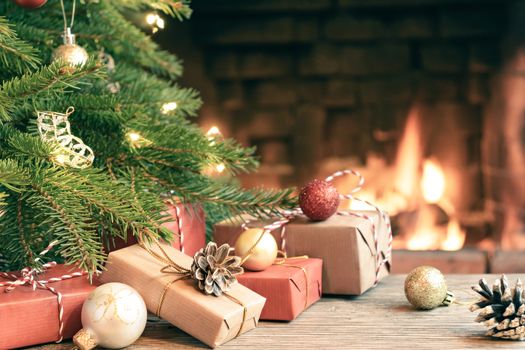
[241,169,393,287]
[274,255,311,309]
[59,0,76,32]
[0,241,87,343]
[52,0,88,67]
[174,205,185,254]
[37,107,95,169]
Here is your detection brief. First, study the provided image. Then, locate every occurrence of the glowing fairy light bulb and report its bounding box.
[54,153,68,165]
[127,132,141,142]
[216,163,226,174]
[156,17,165,29]
[206,126,222,138]
[146,13,157,25]
[146,13,165,33]
[161,102,178,114]
[126,131,152,148]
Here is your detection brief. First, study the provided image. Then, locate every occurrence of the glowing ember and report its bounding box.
[421,159,446,204]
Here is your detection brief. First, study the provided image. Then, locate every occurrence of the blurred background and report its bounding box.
[147,0,525,273]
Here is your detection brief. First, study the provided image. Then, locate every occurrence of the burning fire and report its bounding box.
[405,158,466,251]
[346,106,467,251]
[421,160,445,204]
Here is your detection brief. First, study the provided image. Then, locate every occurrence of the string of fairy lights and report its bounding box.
[126,15,226,175]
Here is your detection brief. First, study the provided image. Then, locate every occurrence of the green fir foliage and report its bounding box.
[0,0,296,276]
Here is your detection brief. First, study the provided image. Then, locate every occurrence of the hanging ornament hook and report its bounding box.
[52,0,88,67]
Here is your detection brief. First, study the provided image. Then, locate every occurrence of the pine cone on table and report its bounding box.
[470,275,525,340]
[191,242,243,297]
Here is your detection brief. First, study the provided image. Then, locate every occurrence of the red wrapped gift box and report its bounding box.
[237,258,322,321]
[107,202,206,257]
[0,264,98,349]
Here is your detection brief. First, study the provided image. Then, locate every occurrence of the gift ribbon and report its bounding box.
[241,169,393,287]
[137,231,248,339]
[274,255,311,309]
[174,204,185,254]
[164,198,186,254]
[0,241,87,343]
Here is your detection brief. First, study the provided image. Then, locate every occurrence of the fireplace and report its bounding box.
[157,0,525,273]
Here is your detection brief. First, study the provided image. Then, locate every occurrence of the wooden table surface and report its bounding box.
[33,274,525,350]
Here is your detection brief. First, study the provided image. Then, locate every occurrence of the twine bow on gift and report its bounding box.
[274,255,311,309]
[137,232,248,338]
[0,241,87,343]
[242,169,393,287]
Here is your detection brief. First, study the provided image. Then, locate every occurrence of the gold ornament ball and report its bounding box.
[404,266,451,310]
[234,228,278,271]
[52,43,89,67]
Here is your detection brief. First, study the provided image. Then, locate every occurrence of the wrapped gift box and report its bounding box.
[106,202,206,256]
[214,210,391,295]
[0,265,98,349]
[100,244,266,348]
[237,258,322,321]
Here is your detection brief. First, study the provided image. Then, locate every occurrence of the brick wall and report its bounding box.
[158,0,511,203]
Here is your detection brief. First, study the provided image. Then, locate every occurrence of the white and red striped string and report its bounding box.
[0,240,87,343]
[173,203,185,254]
[242,169,393,287]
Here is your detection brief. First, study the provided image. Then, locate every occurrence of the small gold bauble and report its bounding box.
[404,266,453,310]
[234,228,278,271]
[52,44,89,67]
[51,27,88,67]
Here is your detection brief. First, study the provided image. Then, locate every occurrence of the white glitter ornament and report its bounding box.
[73,282,147,349]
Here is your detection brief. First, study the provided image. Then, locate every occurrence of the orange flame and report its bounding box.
[405,159,466,251]
[421,159,446,204]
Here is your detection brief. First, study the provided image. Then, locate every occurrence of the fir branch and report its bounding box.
[126,121,258,174]
[89,2,183,79]
[0,60,104,121]
[0,158,29,192]
[113,0,193,21]
[0,194,35,269]
[30,183,104,274]
[148,170,298,218]
[115,63,202,118]
[0,17,40,74]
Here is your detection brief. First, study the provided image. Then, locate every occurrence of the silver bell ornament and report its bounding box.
[51,27,88,67]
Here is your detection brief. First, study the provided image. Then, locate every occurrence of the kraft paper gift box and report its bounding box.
[100,244,266,348]
[0,264,98,349]
[105,202,206,257]
[237,258,322,321]
[214,210,391,295]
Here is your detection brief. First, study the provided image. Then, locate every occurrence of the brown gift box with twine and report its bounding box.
[100,243,266,348]
[214,210,391,295]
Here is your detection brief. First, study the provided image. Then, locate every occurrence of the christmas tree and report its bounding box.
[0,0,295,275]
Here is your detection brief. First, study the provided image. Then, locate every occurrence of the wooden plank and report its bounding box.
[392,249,487,274]
[32,275,525,349]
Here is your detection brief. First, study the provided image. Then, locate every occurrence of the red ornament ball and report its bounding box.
[12,0,47,9]
[299,179,340,221]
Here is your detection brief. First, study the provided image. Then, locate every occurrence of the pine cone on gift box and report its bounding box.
[470,275,525,340]
[191,242,243,297]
